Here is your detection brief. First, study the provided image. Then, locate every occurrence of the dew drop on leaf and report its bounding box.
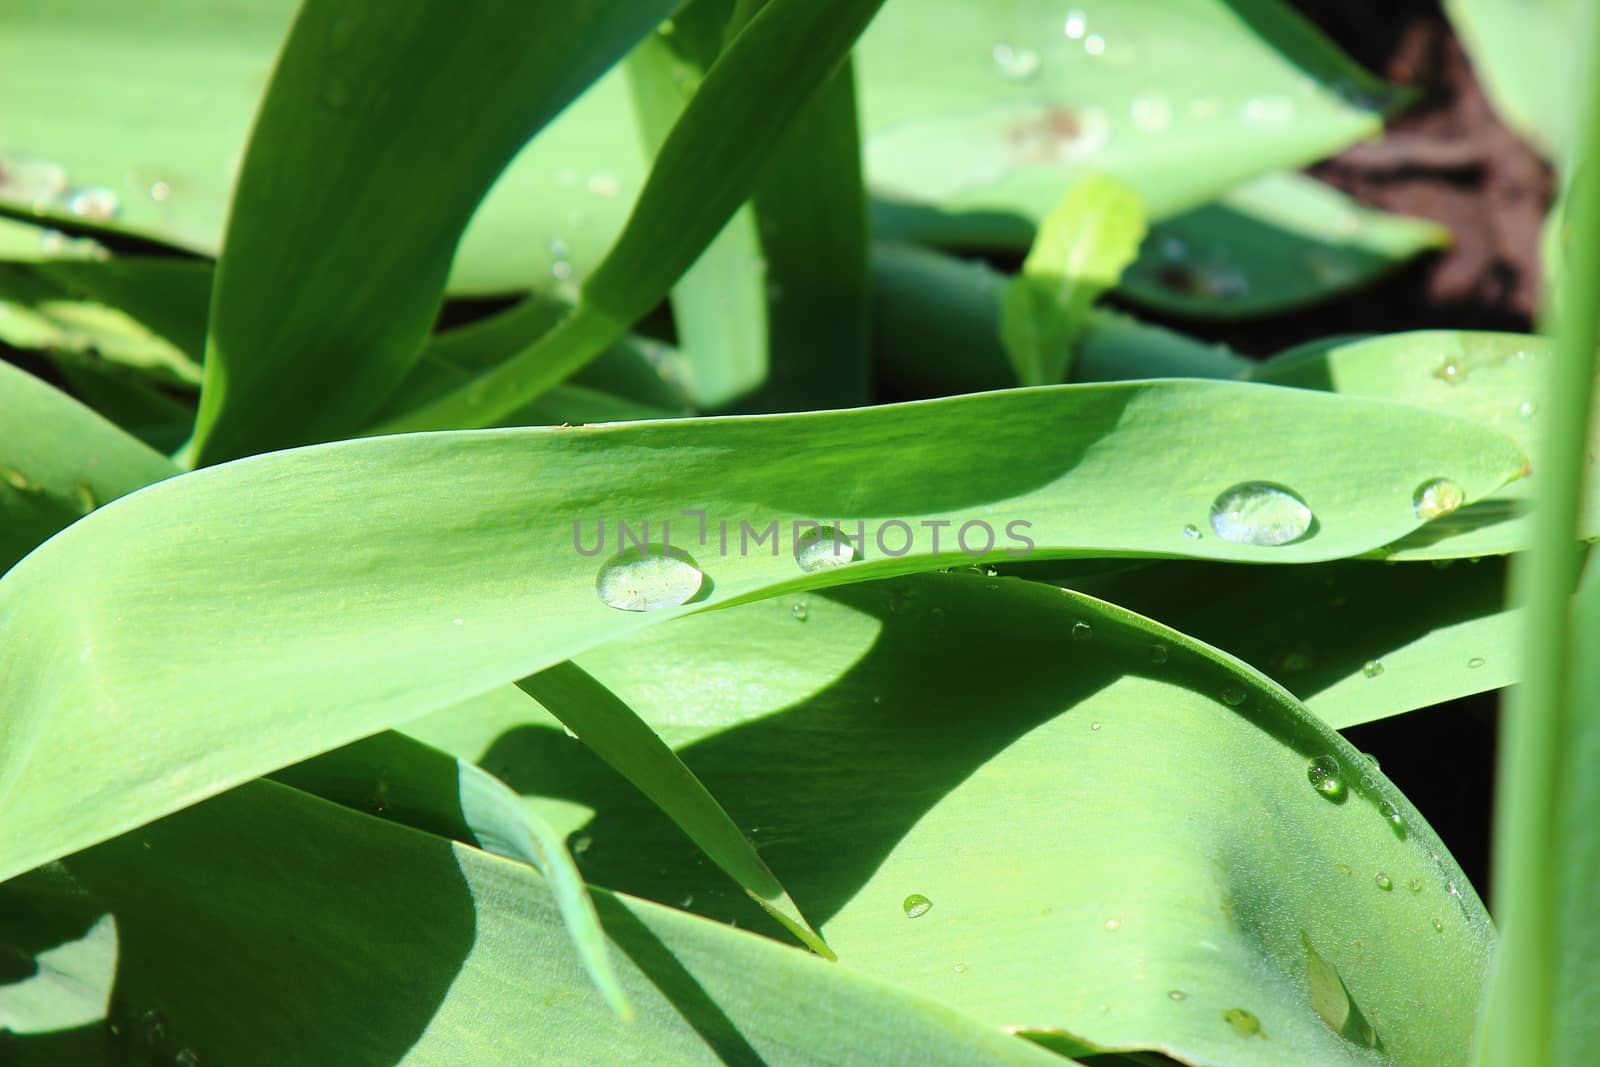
[792,602,808,621]
[903,893,932,918]
[1168,990,1187,1002]
[1149,644,1169,665]
[1220,683,1246,707]
[1071,620,1093,641]
[1209,482,1312,546]
[1432,917,1444,932]
[1361,659,1384,679]
[1182,523,1202,540]
[1468,656,1486,669]
[795,525,859,572]
[1412,478,1465,521]
[596,547,703,612]
[1306,756,1347,802]
[1408,878,1423,893]
[66,186,119,220]
[1375,873,1392,891]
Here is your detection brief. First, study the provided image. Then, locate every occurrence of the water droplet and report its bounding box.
[1377,801,1406,837]
[1363,752,1380,768]
[1084,33,1106,55]
[1130,94,1171,133]
[1434,360,1467,384]
[1220,684,1246,707]
[903,893,932,918]
[1104,917,1121,931]
[1432,917,1444,932]
[1169,990,1188,1001]
[1519,400,1537,419]
[1183,523,1202,540]
[953,962,968,973]
[1209,482,1313,546]
[1375,873,1392,891]
[1468,656,1486,669]
[795,525,859,572]
[1071,620,1093,641]
[1223,1007,1262,1037]
[587,172,621,198]
[679,893,694,907]
[991,43,1041,81]
[1241,95,1294,126]
[1408,878,1422,892]
[1063,10,1087,38]
[571,833,593,855]
[551,260,573,281]
[148,180,171,202]
[1412,478,1465,521]
[791,602,808,621]
[176,1049,199,1066]
[1306,756,1347,802]
[1149,644,1169,665]
[1361,659,1384,679]
[596,547,703,611]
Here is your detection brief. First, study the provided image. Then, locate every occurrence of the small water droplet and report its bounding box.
[1408,878,1423,893]
[1434,359,1468,384]
[903,893,932,918]
[1241,95,1294,126]
[792,602,808,621]
[1209,482,1313,546]
[65,186,119,220]
[596,547,703,611]
[1361,659,1384,679]
[1104,917,1121,931]
[1307,756,1347,802]
[551,260,573,281]
[1519,400,1537,419]
[1071,620,1093,641]
[1149,644,1169,665]
[587,172,621,198]
[1223,1007,1262,1037]
[1084,33,1106,55]
[1432,917,1444,932]
[148,180,171,202]
[1063,10,1087,38]
[953,962,968,973]
[1375,873,1392,891]
[1412,478,1465,521]
[795,525,859,572]
[1220,684,1246,707]
[680,893,694,907]
[1183,523,1202,540]
[1468,656,1486,669]
[991,43,1041,81]
[1130,93,1171,133]
[1169,990,1188,1002]
[176,1048,199,1066]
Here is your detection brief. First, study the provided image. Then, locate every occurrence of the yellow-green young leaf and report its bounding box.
[1001,176,1146,386]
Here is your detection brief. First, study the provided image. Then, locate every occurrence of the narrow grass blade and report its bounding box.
[272,731,632,1020]
[368,0,888,433]
[519,661,831,959]
[189,0,678,463]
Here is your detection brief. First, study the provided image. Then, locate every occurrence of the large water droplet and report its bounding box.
[992,43,1041,80]
[1306,756,1347,802]
[791,602,808,621]
[795,525,859,572]
[1223,1007,1262,1037]
[1377,800,1406,837]
[596,547,703,611]
[1209,482,1313,546]
[903,893,932,918]
[1412,478,1465,521]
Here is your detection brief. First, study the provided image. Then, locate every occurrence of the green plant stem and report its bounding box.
[1476,11,1600,1064]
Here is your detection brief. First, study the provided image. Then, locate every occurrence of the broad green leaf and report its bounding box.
[1445,0,1577,159]
[271,730,630,1020]
[410,573,1494,1066]
[519,662,831,958]
[0,361,177,573]
[1000,175,1146,385]
[0,382,1524,880]
[1255,331,1586,559]
[369,0,888,433]
[1119,171,1450,319]
[189,0,679,464]
[43,779,1071,1066]
[861,0,1398,246]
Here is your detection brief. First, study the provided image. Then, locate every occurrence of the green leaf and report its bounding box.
[409,573,1494,1066]
[1119,172,1450,320]
[518,662,832,959]
[44,779,1073,1066]
[0,361,177,574]
[369,0,888,433]
[1444,0,1577,159]
[0,381,1525,880]
[861,0,1399,246]
[1000,175,1146,385]
[189,0,679,464]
